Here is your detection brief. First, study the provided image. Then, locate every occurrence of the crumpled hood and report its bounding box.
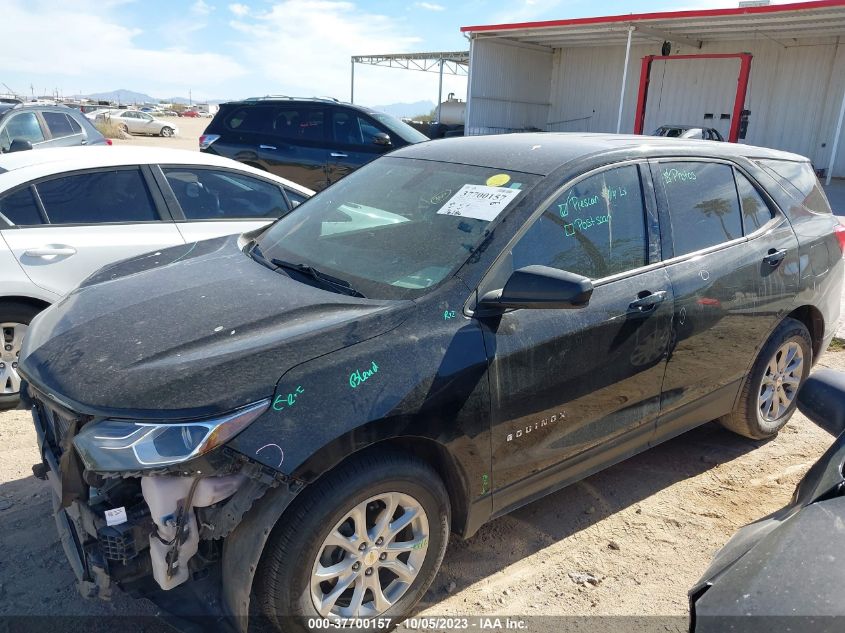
[20,235,411,418]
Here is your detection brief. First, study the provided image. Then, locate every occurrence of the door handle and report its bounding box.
[763,248,788,266]
[629,290,667,312]
[330,152,348,158]
[259,144,277,150]
[24,246,77,257]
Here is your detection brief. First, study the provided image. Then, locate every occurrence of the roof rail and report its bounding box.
[241,95,346,104]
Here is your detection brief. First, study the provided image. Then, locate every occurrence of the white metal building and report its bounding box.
[461,0,845,181]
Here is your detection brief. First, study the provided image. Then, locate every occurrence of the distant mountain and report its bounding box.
[83,89,157,104]
[370,100,435,119]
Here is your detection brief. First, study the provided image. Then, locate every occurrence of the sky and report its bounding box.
[2,0,795,110]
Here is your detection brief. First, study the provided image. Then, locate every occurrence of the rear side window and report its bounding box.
[0,187,42,226]
[36,169,159,224]
[42,112,77,138]
[734,171,774,233]
[222,106,275,133]
[659,162,742,257]
[162,167,289,220]
[512,164,648,279]
[268,107,325,142]
[756,159,832,215]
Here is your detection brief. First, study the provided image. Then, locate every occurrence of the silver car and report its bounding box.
[0,145,312,407]
[101,110,179,137]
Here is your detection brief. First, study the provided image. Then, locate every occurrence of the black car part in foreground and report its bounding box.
[691,368,845,632]
[19,133,843,632]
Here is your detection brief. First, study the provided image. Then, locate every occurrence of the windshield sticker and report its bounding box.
[485,173,511,187]
[662,168,697,184]
[349,361,380,388]
[437,184,520,222]
[508,182,523,190]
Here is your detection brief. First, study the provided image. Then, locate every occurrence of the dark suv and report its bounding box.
[20,134,843,632]
[199,96,429,191]
[0,103,108,152]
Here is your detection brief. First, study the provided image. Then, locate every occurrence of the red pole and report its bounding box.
[729,53,753,143]
[633,56,653,135]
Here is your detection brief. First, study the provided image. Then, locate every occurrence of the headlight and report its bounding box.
[73,400,269,471]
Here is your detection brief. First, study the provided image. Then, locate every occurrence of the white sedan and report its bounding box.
[100,110,179,137]
[0,146,312,407]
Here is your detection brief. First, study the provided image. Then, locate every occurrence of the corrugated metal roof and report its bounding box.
[461,0,845,48]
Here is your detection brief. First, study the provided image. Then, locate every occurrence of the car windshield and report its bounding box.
[371,113,429,143]
[255,156,539,299]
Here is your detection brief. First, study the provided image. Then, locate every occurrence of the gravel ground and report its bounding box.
[2,347,844,630]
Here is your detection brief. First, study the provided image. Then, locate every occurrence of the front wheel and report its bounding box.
[719,317,812,439]
[160,126,174,137]
[256,451,450,633]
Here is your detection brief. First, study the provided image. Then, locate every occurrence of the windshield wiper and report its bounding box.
[270,258,366,298]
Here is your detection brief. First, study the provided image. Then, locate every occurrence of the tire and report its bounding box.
[160,126,173,138]
[256,450,451,633]
[719,317,812,439]
[120,123,129,134]
[0,302,42,410]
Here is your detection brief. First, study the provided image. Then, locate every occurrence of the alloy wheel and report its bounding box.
[1,322,27,395]
[310,492,429,619]
[758,340,803,422]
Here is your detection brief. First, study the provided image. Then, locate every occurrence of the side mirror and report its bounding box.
[8,138,33,153]
[477,265,593,312]
[372,132,392,147]
[798,369,845,437]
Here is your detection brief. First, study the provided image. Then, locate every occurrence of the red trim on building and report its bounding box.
[461,0,845,33]
[633,53,753,143]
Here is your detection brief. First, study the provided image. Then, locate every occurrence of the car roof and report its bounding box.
[390,132,808,176]
[0,146,313,195]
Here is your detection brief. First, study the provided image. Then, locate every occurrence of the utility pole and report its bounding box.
[189,89,192,106]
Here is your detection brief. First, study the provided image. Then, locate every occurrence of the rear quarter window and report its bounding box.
[756,159,832,215]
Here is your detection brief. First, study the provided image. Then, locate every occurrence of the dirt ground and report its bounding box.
[2,348,843,628]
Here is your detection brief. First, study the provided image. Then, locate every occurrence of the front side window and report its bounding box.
[735,171,774,233]
[511,164,648,279]
[43,111,76,138]
[3,112,45,146]
[162,167,288,220]
[255,157,539,299]
[658,161,742,257]
[0,187,42,226]
[331,111,386,146]
[36,169,159,224]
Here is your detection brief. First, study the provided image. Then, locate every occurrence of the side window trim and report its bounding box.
[0,184,48,227]
[31,165,169,225]
[472,159,656,309]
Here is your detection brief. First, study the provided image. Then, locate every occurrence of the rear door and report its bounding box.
[0,167,184,297]
[653,159,799,433]
[40,111,87,148]
[153,164,296,242]
[325,108,393,185]
[481,162,675,512]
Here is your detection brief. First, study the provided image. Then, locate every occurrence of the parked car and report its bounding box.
[653,125,725,141]
[690,368,845,632]
[98,110,179,137]
[0,146,312,407]
[181,109,201,118]
[200,96,429,191]
[0,103,108,153]
[18,134,843,632]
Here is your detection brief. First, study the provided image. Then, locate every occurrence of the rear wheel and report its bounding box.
[0,302,42,410]
[719,317,812,439]
[256,451,450,632]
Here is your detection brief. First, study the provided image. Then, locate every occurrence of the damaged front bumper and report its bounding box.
[26,384,301,631]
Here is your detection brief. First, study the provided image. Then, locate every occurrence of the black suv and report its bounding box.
[21,133,843,632]
[0,103,108,152]
[199,96,429,191]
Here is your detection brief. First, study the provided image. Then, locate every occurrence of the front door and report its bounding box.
[480,163,674,513]
[325,109,391,185]
[652,159,800,428]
